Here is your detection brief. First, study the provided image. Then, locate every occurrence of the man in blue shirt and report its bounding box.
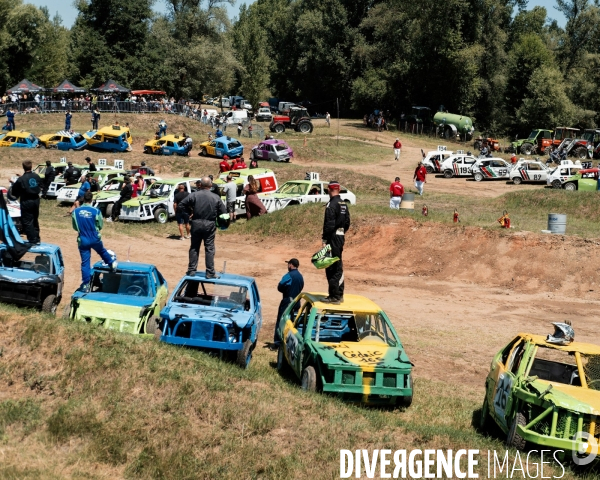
[6,108,15,131]
[65,110,72,130]
[274,258,304,345]
[68,173,92,215]
[71,191,117,290]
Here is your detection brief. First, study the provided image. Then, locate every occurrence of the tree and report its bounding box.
[26,11,69,88]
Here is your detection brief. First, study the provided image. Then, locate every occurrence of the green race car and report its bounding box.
[562,168,600,191]
[276,292,413,407]
[481,326,600,463]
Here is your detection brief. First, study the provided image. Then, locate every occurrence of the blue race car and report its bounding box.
[0,131,39,148]
[198,135,244,158]
[143,134,190,156]
[0,243,65,313]
[159,271,263,368]
[38,131,88,151]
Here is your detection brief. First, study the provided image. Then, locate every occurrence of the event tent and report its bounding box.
[6,79,44,94]
[52,79,86,93]
[93,79,130,93]
[131,90,166,95]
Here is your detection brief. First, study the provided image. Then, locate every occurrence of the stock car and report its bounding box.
[0,131,38,148]
[198,136,243,158]
[56,169,128,204]
[562,168,600,191]
[64,261,168,337]
[1,187,21,231]
[546,160,584,189]
[83,124,132,152]
[213,168,278,217]
[275,292,413,407]
[260,174,355,213]
[440,153,478,178]
[33,162,71,180]
[144,134,190,156]
[422,147,455,174]
[510,160,550,185]
[92,176,160,217]
[480,328,600,460]
[158,272,263,369]
[249,139,294,162]
[38,131,87,151]
[471,158,513,182]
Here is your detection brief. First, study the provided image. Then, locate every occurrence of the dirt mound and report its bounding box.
[345,217,600,295]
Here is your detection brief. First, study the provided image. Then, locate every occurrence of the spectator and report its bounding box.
[107,176,133,222]
[10,160,42,244]
[173,183,191,241]
[6,108,15,131]
[85,156,97,172]
[393,138,402,161]
[68,173,92,214]
[41,160,55,199]
[243,175,267,220]
[221,174,237,223]
[219,155,230,173]
[325,112,330,127]
[413,162,427,196]
[389,176,404,209]
[65,110,72,130]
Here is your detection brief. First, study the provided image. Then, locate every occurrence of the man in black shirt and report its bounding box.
[41,160,55,199]
[321,181,350,304]
[64,162,82,185]
[173,183,190,240]
[11,160,42,243]
[108,176,133,222]
[179,177,226,278]
[85,156,97,172]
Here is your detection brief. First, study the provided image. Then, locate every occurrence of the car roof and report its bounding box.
[0,242,60,255]
[96,125,130,135]
[184,271,255,287]
[217,136,241,144]
[260,139,288,145]
[157,135,184,141]
[159,177,202,185]
[519,333,600,355]
[8,131,34,138]
[92,261,155,273]
[51,130,81,138]
[301,292,381,314]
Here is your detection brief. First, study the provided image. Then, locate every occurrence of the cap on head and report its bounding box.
[395,176,400,181]
[223,155,229,160]
[285,258,300,268]
[328,181,340,190]
[68,161,73,166]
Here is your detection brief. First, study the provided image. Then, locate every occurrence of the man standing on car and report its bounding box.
[393,138,402,161]
[72,191,117,290]
[389,176,404,209]
[221,174,237,223]
[65,109,72,131]
[179,177,227,278]
[173,183,190,241]
[6,107,15,131]
[274,258,304,346]
[321,181,350,304]
[107,176,133,222]
[10,160,42,244]
[41,160,55,199]
[413,162,427,196]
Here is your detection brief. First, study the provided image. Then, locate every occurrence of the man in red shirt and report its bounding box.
[219,155,230,173]
[393,138,402,161]
[413,161,427,195]
[389,176,404,209]
[232,157,247,170]
[510,153,517,164]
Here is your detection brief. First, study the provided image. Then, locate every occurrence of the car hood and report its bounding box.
[95,191,119,201]
[76,292,153,308]
[162,304,252,329]
[260,192,302,199]
[314,339,412,369]
[530,379,600,415]
[123,195,168,207]
[0,268,60,284]
[73,295,154,335]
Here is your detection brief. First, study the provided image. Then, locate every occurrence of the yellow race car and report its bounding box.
[0,130,39,148]
[144,135,190,156]
[38,131,87,151]
[83,125,132,152]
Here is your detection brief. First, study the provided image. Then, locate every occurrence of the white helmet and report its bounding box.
[546,322,574,346]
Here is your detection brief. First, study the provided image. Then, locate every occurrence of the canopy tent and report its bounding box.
[131,90,166,95]
[6,79,44,94]
[93,79,130,93]
[52,79,86,93]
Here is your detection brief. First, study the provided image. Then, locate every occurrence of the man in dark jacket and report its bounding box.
[41,160,55,198]
[85,156,97,172]
[11,160,42,243]
[108,176,133,222]
[321,181,350,304]
[274,258,304,345]
[179,177,226,278]
[64,162,81,185]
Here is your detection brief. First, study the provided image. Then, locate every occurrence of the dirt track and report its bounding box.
[44,216,600,393]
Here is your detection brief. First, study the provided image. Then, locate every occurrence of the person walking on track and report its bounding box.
[393,138,402,161]
[389,177,404,209]
[413,162,427,196]
[321,181,350,304]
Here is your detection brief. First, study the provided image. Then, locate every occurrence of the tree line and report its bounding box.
[3,0,600,135]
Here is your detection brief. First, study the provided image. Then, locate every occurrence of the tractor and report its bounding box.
[473,136,501,152]
[269,107,314,134]
[506,129,552,155]
[566,129,600,159]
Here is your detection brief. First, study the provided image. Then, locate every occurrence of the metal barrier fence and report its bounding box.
[0,101,197,115]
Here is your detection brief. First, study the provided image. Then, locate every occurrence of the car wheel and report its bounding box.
[145,315,159,335]
[520,143,534,155]
[425,166,434,174]
[105,203,114,218]
[552,179,562,189]
[474,172,483,182]
[443,170,454,179]
[301,365,317,392]
[479,393,492,431]
[277,344,291,376]
[236,339,253,369]
[396,374,413,408]
[512,176,522,185]
[153,208,168,224]
[564,182,577,191]
[506,411,527,450]
[62,303,71,319]
[42,294,57,315]
[200,147,207,156]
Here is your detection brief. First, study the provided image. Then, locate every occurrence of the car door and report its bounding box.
[54,249,65,295]
[492,160,510,178]
[283,301,312,377]
[58,136,70,151]
[165,141,175,155]
[48,135,61,148]
[308,183,325,203]
[152,267,168,309]
[526,162,545,182]
[490,339,526,429]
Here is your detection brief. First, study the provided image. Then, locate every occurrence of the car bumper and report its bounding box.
[321,368,412,404]
[160,318,245,351]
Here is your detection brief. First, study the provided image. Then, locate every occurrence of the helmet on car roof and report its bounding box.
[546,322,575,346]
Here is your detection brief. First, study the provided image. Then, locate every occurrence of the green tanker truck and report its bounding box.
[433,112,474,141]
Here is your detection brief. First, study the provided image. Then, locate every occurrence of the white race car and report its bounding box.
[510,160,549,185]
[546,160,583,189]
[1,187,21,231]
[422,146,455,174]
[471,158,513,181]
[440,153,478,178]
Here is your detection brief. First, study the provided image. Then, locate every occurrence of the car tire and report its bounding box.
[62,303,71,319]
[552,179,562,189]
[105,203,114,218]
[474,172,483,182]
[512,176,522,185]
[506,411,527,450]
[396,393,413,409]
[276,344,292,376]
[301,365,317,392]
[200,147,207,156]
[236,339,253,369]
[42,294,57,315]
[564,182,577,191]
[153,208,168,224]
[443,170,454,179]
[425,166,434,174]
[145,315,159,335]
[479,394,492,431]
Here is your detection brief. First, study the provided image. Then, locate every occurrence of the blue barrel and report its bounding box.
[548,213,566,234]
[400,193,415,211]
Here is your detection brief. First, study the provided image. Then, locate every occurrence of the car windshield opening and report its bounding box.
[228,141,242,149]
[529,347,587,387]
[174,280,250,311]
[90,271,151,297]
[278,182,308,195]
[3,251,52,274]
[274,144,288,152]
[145,183,172,196]
[315,311,396,346]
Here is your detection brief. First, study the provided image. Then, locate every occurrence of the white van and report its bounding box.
[223,109,248,125]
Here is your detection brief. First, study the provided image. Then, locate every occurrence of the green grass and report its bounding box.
[0,305,587,479]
